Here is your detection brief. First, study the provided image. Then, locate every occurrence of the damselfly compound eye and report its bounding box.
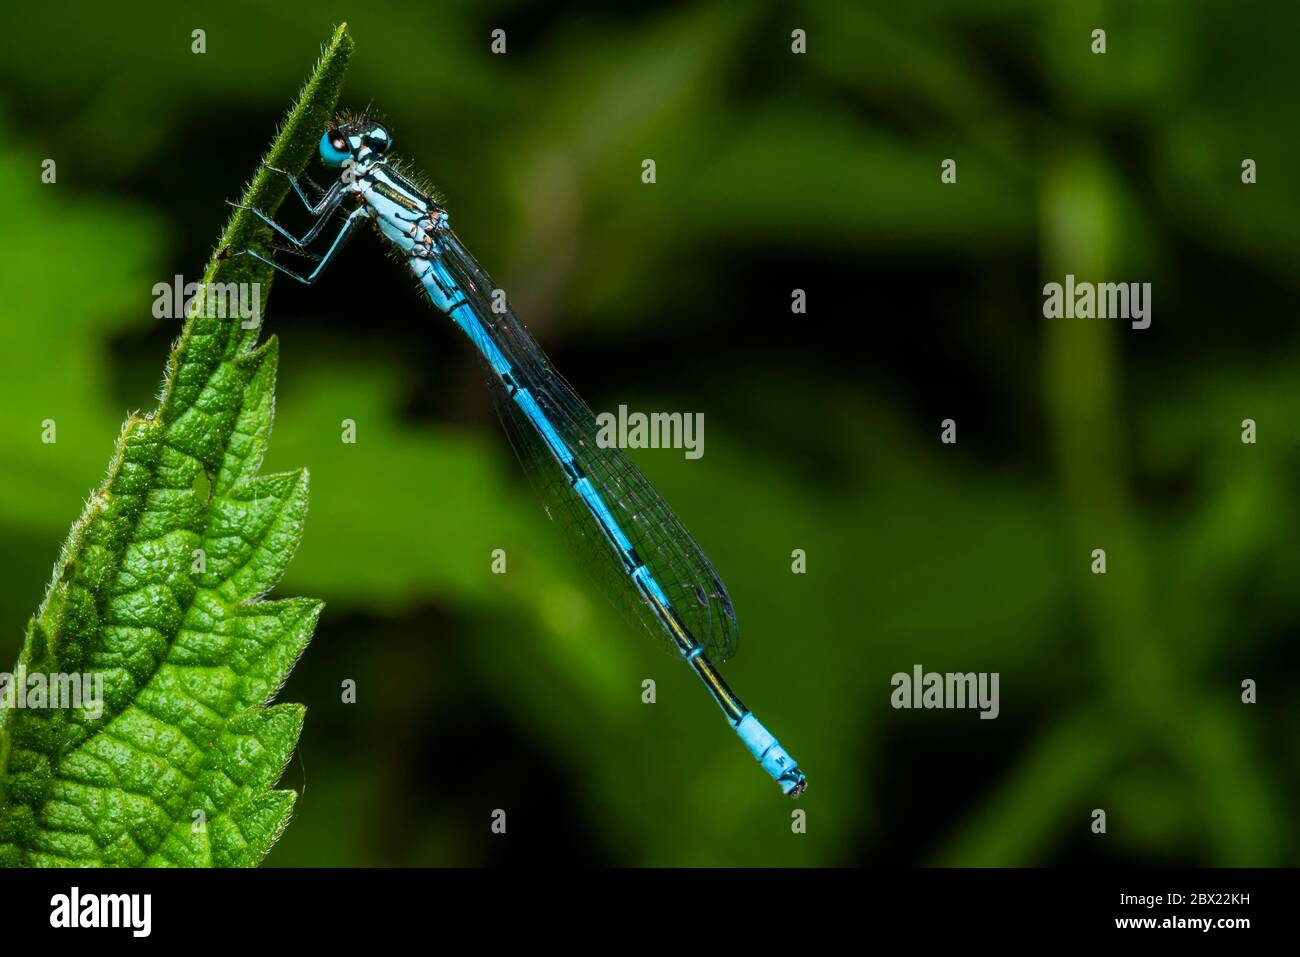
[319,128,351,167]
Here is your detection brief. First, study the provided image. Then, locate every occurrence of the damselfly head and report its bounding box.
[319,119,392,168]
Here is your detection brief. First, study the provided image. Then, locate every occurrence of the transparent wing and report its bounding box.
[435,231,739,661]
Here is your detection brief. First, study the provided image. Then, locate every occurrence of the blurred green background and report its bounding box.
[1,0,1297,866]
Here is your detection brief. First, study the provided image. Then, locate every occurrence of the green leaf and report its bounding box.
[0,24,353,867]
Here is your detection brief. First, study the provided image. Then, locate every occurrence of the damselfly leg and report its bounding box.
[264,165,340,214]
[240,205,368,284]
[229,182,346,249]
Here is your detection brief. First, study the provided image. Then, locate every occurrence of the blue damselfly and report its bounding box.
[236,117,806,797]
